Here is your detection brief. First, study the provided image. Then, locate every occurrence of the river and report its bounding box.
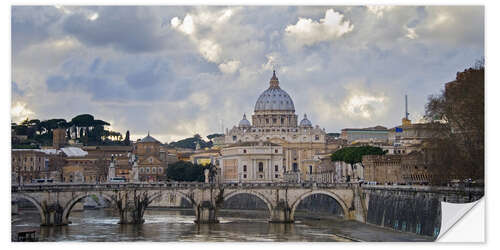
[11,208,433,242]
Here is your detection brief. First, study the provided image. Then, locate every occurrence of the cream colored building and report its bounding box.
[219,141,283,183]
[222,71,333,182]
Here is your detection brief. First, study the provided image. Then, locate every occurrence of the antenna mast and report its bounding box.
[405,94,409,120]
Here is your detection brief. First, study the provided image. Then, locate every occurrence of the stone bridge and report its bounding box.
[11,182,367,226]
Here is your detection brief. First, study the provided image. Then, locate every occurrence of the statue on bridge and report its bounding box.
[129,154,139,183]
[107,156,116,181]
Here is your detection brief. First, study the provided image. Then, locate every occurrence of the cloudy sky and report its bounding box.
[11,6,484,143]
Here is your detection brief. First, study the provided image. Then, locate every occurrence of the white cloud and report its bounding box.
[171,14,194,35]
[199,39,221,63]
[262,53,282,71]
[170,8,240,64]
[88,12,99,21]
[285,9,354,47]
[11,102,34,123]
[338,84,388,120]
[406,27,418,39]
[367,6,395,18]
[218,60,240,74]
[342,94,386,119]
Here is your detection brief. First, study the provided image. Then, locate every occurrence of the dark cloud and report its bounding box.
[89,57,101,73]
[62,7,167,53]
[11,6,63,52]
[46,74,127,101]
[12,81,24,96]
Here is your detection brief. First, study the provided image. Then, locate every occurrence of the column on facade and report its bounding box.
[266,158,270,181]
[252,159,256,181]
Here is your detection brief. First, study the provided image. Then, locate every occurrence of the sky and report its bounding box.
[11,6,484,143]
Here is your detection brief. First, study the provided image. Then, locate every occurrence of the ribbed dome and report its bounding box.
[254,71,295,112]
[299,114,312,127]
[238,114,251,127]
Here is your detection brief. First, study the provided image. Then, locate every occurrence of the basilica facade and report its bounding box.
[219,71,334,183]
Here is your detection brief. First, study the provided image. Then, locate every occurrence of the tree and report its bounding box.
[424,61,484,184]
[124,130,130,146]
[207,133,224,140]
[331,146,385,181]
[168,135,213,150]
[166,161,208,182]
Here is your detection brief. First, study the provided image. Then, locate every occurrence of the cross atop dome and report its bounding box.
[270,70,279,88]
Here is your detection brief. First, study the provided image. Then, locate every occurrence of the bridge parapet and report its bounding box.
[361,184,484,195]
[12,182,354,192]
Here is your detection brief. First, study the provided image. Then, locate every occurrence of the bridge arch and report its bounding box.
[222,190,273,216]
[149,190,197,208]
[12,193,46,224]
[62,192,114,223]
[290,190,348,220]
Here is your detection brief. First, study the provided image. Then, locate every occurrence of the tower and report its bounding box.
[52,128,67,149]
[402,94,411,126]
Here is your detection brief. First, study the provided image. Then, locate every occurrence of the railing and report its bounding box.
[361,184,484,193]
[12,181,483,193]
[12,181,356,192]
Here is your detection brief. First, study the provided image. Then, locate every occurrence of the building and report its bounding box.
[401,151,431,185]
[12,150,50,184]
[222,71,333,182]
[362,151,432,185]
[340,126,389,144]
[388,123,442,147]
[134,133,168,182]
[63,156,101,183]
[59,147,105,183]
[362,154,403,184]
[219,141,283,183]
[189,149,220,166]
[12,148,69,184]
[84,145,133,180]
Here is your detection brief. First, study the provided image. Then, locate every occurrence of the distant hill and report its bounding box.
[168,134,212,150]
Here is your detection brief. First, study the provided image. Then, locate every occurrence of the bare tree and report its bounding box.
[424,62,484,185]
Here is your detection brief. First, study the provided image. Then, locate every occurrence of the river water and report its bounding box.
[11,209,433,242]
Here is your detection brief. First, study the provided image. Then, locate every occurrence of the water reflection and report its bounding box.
[12,209,433,242]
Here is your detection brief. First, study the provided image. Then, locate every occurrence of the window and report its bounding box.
[243,165,247,172]
[273,118,277,124]
[258,162,264,172]
[233,136,237,141]
[275,174,279,178]
[275,165,279,171]
[140,168,144,173]
[243,174,247,178]
[275,149,278,153]
[259,174,263,179]
[315,135,320,140]
[146,168,150,173]
[309,165,313,174]
[281,118,284,124]
[158,167,163,173]
[152,167,156,174]
[243,149,247,153]
[293,163,298,172]
[266,119,269,124]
